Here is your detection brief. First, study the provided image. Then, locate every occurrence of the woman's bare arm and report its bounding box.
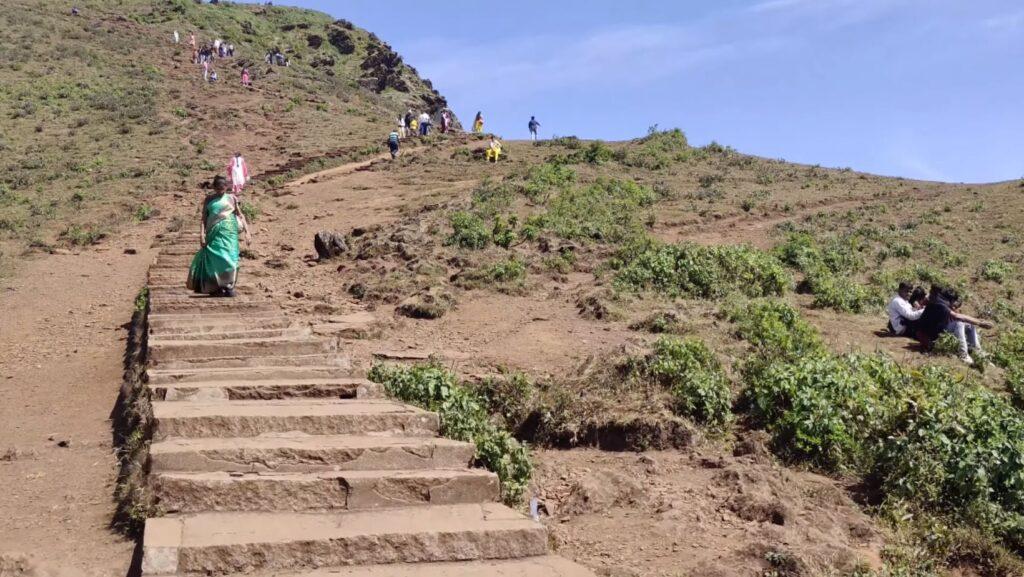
[951,310,994,329]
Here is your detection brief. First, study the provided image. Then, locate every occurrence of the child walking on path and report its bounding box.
[227,153,250,195]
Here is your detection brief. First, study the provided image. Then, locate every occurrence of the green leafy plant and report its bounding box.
[445,211,490,249]
[368,363,533,504]
[980,259,1013,284]
[615,240,791,299]
[239,201,260,223]
[628,337,732,429]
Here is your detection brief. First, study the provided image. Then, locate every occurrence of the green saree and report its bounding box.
[187,193,240,294]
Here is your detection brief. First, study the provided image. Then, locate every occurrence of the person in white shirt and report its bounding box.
[418,111,431,136]
[887,282,924,336]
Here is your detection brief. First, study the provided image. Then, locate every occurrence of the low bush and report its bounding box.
[368,363,533,504]
[445,211,490,249]
[519,162,575,204]
[732,301,1024,553]
[774,232,876,312]
[620,128,688,170]
[239,201,260,223]
[627,337,732,429]
[981,259,1014,284]
[60,224,105,246]
[723,299,825,363]
[534,178,658,244]
[615,240,791,299]
[578,141,615,164]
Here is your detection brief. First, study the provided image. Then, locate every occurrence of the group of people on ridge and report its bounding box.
[387,110,536,162]
[887,282,993,364]
[179,30,251,87]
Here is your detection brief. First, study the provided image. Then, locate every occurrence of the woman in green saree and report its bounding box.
[187,175,252,296]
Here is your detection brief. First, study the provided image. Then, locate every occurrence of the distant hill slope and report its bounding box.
[0,0,451,275]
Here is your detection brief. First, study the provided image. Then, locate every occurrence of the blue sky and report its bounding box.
[255,0,1022,183]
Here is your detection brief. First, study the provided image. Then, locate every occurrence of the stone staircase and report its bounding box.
[139,232,594,576]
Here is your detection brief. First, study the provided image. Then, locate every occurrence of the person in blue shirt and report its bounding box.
[528,116,541,141]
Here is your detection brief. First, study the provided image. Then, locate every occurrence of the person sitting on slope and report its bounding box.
[486,136,502,162]
[886,282,924,337]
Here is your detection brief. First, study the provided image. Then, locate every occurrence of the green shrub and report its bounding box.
[520,162,575,204]
[993,329,1024,369]
[134,287,148,313]
[579,141,615,164]
[743,353,903,471]
[775,232,875,312]
[61,224,105,246]
[445,211,490,249]
[368,363,533,503]
[723,299,825,363]
[981,260,1014,284]
[239,201,260,223]
[731,301,1024,550]
[534,178,657,244]
[629,337,732,429]
[615,240,791,299]
[470,178,513,218]
[491,215,518,249]
[487,257,526,283]
[133,204,155,222]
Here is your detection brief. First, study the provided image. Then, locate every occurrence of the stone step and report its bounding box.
[148,301,279,315]
[141,504,547,576]
[151,468,500,513]
[149,377,379,402]
[238,557,597,577]
[146,366,356,385]
[151,400,438,440]
[150,327,308,342]
[148,434,476,473]
[149,337,336,362]
[152,353,350,371]
[148,313,289,331]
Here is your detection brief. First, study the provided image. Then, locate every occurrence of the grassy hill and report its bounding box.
[248,130,1024,576]
[0,0,448,275]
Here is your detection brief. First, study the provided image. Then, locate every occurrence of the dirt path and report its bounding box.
[0,221,166,575]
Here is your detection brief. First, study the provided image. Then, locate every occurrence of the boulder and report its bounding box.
[314,231,348,260]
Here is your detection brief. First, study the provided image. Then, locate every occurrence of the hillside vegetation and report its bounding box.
[262,130,1024,576]
[0,0,446,275]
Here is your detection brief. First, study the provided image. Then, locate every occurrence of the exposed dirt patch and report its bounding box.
[535,449,883,577]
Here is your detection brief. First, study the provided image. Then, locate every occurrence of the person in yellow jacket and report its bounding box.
[409,116,419,135]
[473,111,484,134]
[486,136,502,162]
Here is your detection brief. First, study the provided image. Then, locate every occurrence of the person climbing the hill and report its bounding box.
[187,175,251,297]
[486,135,502,162]
[397,115,407,138]
[403,109,414,134]
[241,67,251,87]
[473,111,484,134]
[409,115,419,137]
[440,109,451,133]
[886,282,924,336]
[418,111,431,136]
[209,68,219,83]
[213,38,222,56]
[915,285,992,364]
[227,153,250,195]
[528,116,541,141]
[189,31,197,50]
[173,30,179,44]
[387,129,401,159]
[202,60,210,82]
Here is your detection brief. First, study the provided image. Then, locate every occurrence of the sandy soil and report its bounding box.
[0,221,165,575]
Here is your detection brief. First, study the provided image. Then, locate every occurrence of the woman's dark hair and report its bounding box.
[909,287,926,305]
[212,175,228,192]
